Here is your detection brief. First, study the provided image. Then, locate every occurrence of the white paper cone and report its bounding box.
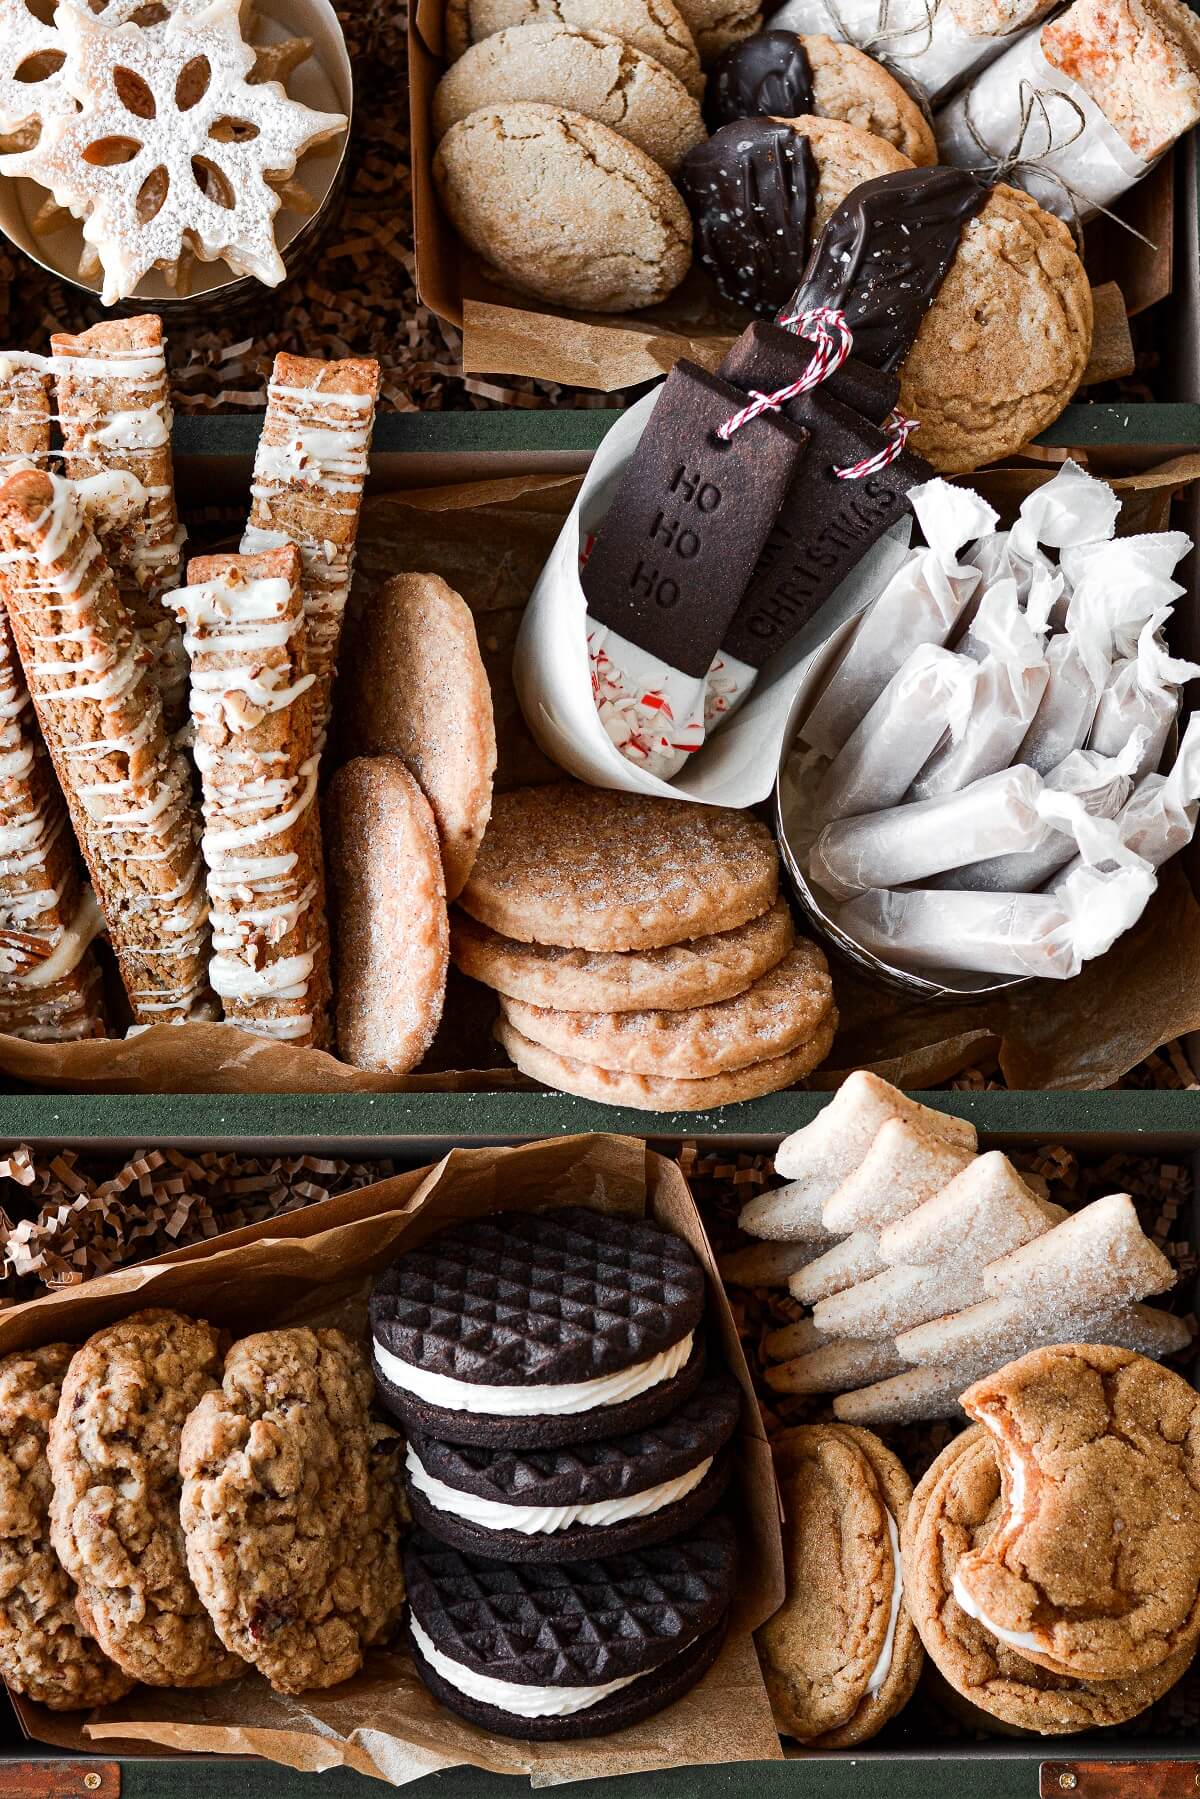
[514,386,912,807]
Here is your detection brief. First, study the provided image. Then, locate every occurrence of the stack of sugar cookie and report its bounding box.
[902,1345,1200,1734]
[732,1072,1189,1419]
[450,782,838,1109]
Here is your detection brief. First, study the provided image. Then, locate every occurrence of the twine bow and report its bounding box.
[961,79,1157,250]
[835,409,919,478]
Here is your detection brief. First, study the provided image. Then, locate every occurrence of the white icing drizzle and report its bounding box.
[241,367,377,745]
[0,368,107,1041]
[53,335,188,729]
[0,470,211,1023]
[175,562,323,1043]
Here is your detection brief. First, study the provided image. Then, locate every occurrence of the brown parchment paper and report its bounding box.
[1,1133,785,1784]
[409,0,1170,392]
[1,453,1196,1095]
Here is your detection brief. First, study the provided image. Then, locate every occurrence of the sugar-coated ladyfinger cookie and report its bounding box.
[241,352,380,744]
[0,470,211,1025]
[51,317,188,732]
[0,366,106,1041]
[177,546,331,1049]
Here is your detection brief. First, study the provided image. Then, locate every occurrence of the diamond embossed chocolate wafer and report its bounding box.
[178,546,330,1049]
[0,470,212,1025]
[0,362,106,1042]
[461,784,779,951]
[499,939,833,1076]
[242,352,380,743]
[52,317,188,732]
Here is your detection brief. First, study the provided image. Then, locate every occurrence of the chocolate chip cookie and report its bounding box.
[956,1345,1200,1681]
[48,1310,242,1688]
[180,1328,406,1694]
[0,1345,132,1710]
[435,102,693,311]
[903,1426,1196,1732]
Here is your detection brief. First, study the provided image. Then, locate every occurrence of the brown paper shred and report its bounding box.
[0,1147,393,1302]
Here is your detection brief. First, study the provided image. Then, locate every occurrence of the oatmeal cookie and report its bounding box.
[180,1328,405,1694]
[0,1345,132,1710]
[48,1310,241,1688]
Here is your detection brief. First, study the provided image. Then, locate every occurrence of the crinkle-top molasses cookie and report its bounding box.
[405,1373,740,1560]
[0,1344,133,1710]
[48,1309,243,1689]
[370,1205,707,1447]
[954,1344,1200,1681]
[756,1423,922,1746]
[180,1328,406,1694]
[459,783,779,951]
[903,1426,1196,1733]
[404,1512,736,1737]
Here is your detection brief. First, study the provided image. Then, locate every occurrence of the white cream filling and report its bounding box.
[410,1615,646,1718]
[374,1331,693,1418]
[406,1443,713,1535]
[867,1511,904,1698]
[951,1572,1045,1654]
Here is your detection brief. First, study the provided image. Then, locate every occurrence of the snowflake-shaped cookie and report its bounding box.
[14,0,345,303]
[0,0,72,139]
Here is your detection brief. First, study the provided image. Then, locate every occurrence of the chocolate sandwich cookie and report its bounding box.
[404,1513,736,1737]
[370,1206,708,1447]
[405,1374,740,1561]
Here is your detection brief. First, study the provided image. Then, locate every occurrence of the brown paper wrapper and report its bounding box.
[409,0,1164,393]
[1,1133,785,1783]
[2,455,1196,1094]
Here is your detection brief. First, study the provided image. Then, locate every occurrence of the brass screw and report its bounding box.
[1058,1776,1078,1791]
[82,1775,102,1792]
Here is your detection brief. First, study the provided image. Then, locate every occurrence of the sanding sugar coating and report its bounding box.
[459,783,779,951]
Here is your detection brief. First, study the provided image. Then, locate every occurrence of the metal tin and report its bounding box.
[772,618,1031,1003]
[0,0,352,316]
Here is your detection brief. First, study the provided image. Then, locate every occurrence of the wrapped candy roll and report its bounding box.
[1016,631,1104,775]
[1088,609,1200,781]
[908,578,1049,799]
[811,763,1048,899]
[938,738,1143,892]
[801,479,992,757]
[936,0,1200,224]
[767,0,1058,106]
[812,642,976,821]
[1051,713,1200,884]
[836,859,1157,978]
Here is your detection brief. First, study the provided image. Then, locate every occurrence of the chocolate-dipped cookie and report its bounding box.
[706,30,936,163]
[788,164,1093,471]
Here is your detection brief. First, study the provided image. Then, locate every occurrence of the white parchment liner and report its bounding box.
[513,386,913,808]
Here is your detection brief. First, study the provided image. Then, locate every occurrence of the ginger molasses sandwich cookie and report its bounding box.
[369,1205,708,1447]
[404,1512,737,1738]
[756,1424,922,1747]
[705,30,937,164]
[952,1344,1200,1682]
[787,164,1093,472]
[404,1373,741,1562]
[904,1426,1196,1733]
[459,784,779,951]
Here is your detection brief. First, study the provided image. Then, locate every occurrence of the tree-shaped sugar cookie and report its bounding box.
[11,0,345,303]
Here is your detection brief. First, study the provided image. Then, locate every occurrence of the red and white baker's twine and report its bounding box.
[715,307,853,441]
[834,409,920,479]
